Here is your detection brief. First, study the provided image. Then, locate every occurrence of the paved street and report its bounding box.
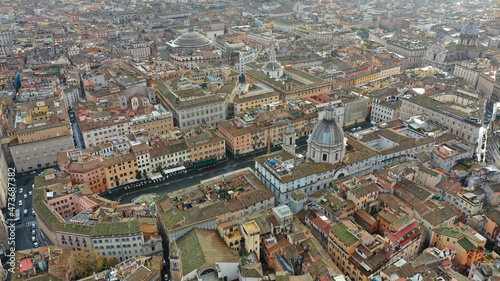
[477,103,497,162]
[69,109,85,149]
[2,172,46,251]
[100,137,309,203]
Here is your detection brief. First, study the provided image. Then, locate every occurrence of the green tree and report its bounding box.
[136,170,143,179]
[155,165,164,174]
[107,257,119,268]
[70,250,107,279]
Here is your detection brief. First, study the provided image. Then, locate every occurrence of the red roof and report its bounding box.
[19,257,34,273]
[387,221,419,243]
[312,217,333,234]
[86,47,100,54]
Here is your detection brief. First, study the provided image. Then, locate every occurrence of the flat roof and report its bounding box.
[273,205,293,219]
[244,221,260,233]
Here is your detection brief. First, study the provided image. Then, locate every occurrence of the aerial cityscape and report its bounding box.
[0,0,499,280]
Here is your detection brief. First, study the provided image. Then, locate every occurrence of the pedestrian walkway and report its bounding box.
[15,221,35,229]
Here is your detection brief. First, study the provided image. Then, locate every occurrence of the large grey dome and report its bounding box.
[310,104,344,147]
[460,22,479,37]
[169,30,212,48]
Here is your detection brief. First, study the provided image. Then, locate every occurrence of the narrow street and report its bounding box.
[69,109,85,149]
[477,103,498,162]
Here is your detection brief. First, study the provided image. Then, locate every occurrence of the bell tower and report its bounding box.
[169,240,183,281]
[283,124,297,156]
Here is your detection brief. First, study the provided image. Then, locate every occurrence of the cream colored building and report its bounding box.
[130,43,151,58]
[453,61,483,88]
[241,221,260,259]
[81,119,131,148]
[8,100,75,172]
[400,92,483,145]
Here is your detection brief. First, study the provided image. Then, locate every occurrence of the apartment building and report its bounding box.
[34,174,159,263]
[66,154,107,193]
[156,79,228,130]
[0,32,12,45]
[430,142,473,172]
[129,104,174,136]
[400,92,484,146]
[327,218,422,281]
[80,117,131,148]
[218,109,318,157]
[371,96,401,124]
[91,233,145,261]
[130,43,151,58]
[483,210,500,245]
[379,64,402,79]
[453,192,484,216]
[476,73,495,100]
[386,38,426,68]
[132,142,151,175]
[103,153,137,188]
[216,206,293,255]
[343,94,370,127]
[232,84,280,115]
[217,120,260,156]
[430,225,486,267]
[344,178,379,212]
[8,100,75,172]
[61,86,81,110]
[185,128,225,168]
[156,168,275,243]
[246,67,333,101]
[149,140,191,170]
[454,61,486,88]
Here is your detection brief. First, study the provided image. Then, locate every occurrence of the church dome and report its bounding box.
[310,103,344,147]
[460,22,479,37]
[169,30,212,49]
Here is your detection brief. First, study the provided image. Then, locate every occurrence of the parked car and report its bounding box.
[18,200,23,206]
[33,242,39,247]
[19,188,23,194]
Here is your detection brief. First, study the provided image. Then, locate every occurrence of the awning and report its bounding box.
[194,158,217,168]
[238,148,254,155]
[164,166,186,174]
